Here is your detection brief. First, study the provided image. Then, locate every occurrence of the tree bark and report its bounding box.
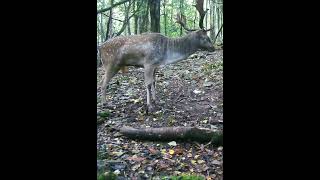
[179,0,184,36]
[105,0,114,41]
[134,0,140,34]
[140,1,150,33]
[193,0,197,29]
[205,0,208,29]
[163,0,167,35]
[149,0,160,32]
[120,126,223,144]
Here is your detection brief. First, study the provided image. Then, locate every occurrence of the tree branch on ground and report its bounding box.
[120,126,223,144]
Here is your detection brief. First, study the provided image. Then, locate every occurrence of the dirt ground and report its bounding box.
[97,50,223,179]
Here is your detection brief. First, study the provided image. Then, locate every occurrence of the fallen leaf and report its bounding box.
[174,148,184,155]
[191,160,197,165]
[203,81,214,87]
[161,149,166,154]
[148,147,159,155]
[157,161,169,170]
[114,169,121,175]
[113,151,125,157]
[127,155,146,162]
[113,132,122,137]
[194,155,200,159]
[131,164,141,171]
[169,149,175,155]
[168,141,177,146]
[163,153,172,159]
[197,160,205,164]
[193,89,202,94]
[187,153,193,158]
[212,160,222,165]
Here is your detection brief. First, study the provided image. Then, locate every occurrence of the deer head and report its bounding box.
[176,0,215,52]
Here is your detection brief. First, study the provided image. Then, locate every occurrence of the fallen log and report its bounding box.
[120,126,223,145]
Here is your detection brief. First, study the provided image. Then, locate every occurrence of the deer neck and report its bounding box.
[163,35,198,65]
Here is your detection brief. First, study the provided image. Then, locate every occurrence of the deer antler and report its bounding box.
[176,0,212,31]
[194,0,209,30]
[176,13,197,32]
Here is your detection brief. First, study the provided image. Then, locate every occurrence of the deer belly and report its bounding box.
[120,52,145,67]
[162,52,185,65]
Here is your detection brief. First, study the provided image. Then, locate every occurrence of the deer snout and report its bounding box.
[208,44,215,52]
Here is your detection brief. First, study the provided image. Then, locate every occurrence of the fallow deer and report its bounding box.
[98,0,215,113]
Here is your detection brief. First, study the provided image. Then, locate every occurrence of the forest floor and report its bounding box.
[97,49,223,180]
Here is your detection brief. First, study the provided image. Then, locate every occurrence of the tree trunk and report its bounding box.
[193,0,197,29]
[163,0,167,35]
[120,126,223,144]
[124,1,131,35]
[209,0,214,39]
[140,1,150,33]
[100,14,105,43]
[134,0,138,34]
[115,1,133,36]
[214,0,218,40]
[149,0,160,32]
[127,1,131,35]
[205,0,208,29]
[106,0,114,41]
[179,0,184,36]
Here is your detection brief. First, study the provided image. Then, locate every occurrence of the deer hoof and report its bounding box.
[146,104,155,114]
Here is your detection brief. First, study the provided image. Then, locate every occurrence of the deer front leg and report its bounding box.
[144,65,156,113]
[101,65,119,105]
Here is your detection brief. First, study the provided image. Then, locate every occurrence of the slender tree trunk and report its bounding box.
[214,0,218,40]
[193,0,197,29]
[220,0,223,41]
[163,0,167,35]
[100,14,105,43]
[134,0,138,34]
[205,0,208,29]
[124,0,131,35]
[179,0,184,36]
[106,0,114,41]
[127,0,131,35]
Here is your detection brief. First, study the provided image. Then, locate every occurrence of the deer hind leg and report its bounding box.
[101,65,120,105]
[151,69,156,101]
[144,65,156,113]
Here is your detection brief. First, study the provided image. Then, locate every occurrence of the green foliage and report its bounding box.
[97,148,109,160]
[98,110,110,118]
[202,60,223,75]
[97,172,117,180]
[97,0,223,42]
